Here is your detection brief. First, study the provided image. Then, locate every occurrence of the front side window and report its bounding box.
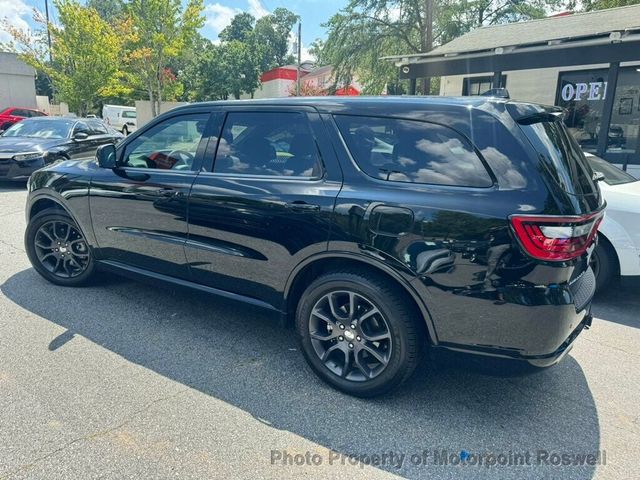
[334,115,492,187]
[73,122,91,136]
[213,111,322,178]
[88,120,108,135]
[122,114,209,170]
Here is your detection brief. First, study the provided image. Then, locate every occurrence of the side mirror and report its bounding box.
[96,144,117,168]
[74,131,89,141]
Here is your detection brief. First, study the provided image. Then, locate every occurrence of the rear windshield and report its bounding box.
[518,119,598,197]
[585,154,636,186]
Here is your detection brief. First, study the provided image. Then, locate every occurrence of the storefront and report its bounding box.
[385,5,640,168]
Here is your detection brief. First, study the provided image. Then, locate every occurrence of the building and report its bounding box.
[386,5,640,168]
[0,52,37,111]
[252,64,362,99]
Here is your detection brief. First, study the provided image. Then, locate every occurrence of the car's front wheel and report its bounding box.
[296,269,425,397]
[25,208,96,286]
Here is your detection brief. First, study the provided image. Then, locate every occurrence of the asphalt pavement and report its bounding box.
[0,182,638,479]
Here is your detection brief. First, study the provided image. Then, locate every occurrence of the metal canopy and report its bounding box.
[389,35,640,79]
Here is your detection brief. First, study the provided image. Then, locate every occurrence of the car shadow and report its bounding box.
[1,268,601,479]
[0,180,27,192]
[592,284,640,329]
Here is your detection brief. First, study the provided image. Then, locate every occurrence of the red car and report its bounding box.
[0,107,47,131]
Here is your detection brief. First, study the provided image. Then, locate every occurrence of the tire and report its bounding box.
[25,208,96,287]
[591,239,617,293]
[296,269,425,397]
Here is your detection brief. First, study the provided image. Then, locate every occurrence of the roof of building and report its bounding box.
[412,5,640,58]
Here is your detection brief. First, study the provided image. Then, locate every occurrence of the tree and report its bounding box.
[1,0,127,115]
[125,0,204,117]
[321,0,572,95]
[254,8,300,70]
[86,0,125,21]
[582,0,640,9]
[219,12,255,42]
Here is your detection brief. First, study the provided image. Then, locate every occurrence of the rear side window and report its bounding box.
[213,112,322,178]
[334,115,492,187]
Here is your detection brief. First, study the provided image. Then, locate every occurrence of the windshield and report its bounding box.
[586,154,637,186]
[2,119,73,139]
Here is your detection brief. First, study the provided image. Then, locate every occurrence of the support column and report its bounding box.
[492,71,502,89]
[597,62,620,159]
[409,78,417,95]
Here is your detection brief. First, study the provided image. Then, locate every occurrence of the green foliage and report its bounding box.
[125,0,205,116]
[2,0,126,115]
[321,0,574,95]
[583,0,640,10]
[254,8,300,69]
[86,0,125,21]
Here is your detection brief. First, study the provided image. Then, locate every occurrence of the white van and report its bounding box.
[102,105,137,135]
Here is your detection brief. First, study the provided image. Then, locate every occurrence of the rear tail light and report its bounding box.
[509,211,604,261]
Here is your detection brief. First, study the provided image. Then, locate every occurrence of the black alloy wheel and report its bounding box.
[296,269,425,397]
[25,209,96,286]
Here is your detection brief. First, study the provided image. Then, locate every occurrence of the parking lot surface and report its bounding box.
[0,182,638,479]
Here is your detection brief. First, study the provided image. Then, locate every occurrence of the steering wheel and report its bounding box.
[168,150,195,170]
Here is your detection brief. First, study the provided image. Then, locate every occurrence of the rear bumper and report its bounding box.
[415,265,596,364]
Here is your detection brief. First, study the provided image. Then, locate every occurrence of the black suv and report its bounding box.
[24,97,603,397]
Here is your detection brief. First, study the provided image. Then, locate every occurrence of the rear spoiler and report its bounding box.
[507,104,565,125]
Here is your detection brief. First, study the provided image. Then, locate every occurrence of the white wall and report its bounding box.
[135,100,189,128]
[0,52,37,111]
[439,62,640,104]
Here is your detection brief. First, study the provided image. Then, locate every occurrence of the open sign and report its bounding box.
[561,82,608,102]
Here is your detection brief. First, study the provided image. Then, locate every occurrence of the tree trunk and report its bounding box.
[148,85,156,118]
[421,0,434,95]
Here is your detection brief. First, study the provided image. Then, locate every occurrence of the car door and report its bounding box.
[186,107,343,308]
[89,110,219,279]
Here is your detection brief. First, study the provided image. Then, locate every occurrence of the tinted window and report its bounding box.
[334,115,492,187]
[213,112,322,178]
[30,110,46,117]
[73,122,91,136]
[519,119,598,197]
[122,114,208,170]
[88,120,108,135]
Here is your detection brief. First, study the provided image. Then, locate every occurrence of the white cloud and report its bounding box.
[204,3,242,34]
[0,0,31,43]
[204,1,269,36]
[247,0,269,19]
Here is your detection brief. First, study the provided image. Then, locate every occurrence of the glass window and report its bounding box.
[606,67,640,157]
[585,153,636,186]
[122,114,208,170]
[334,115,492,187]
[122,110,137,119]
[88,120,108,135]
[463,76,506,96]
[557,69,609,154]
[213,112,322,177]
[73,122,91,136]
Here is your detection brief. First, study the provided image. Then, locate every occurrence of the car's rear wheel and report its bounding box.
[296,269,425,397]
[25,209,96,286]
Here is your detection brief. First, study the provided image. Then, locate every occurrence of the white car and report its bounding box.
[585,153,640,291]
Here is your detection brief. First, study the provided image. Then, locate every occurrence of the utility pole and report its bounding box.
[296,21,302,96]
[44,0,53,63]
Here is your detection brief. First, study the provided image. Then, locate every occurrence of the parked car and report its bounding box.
[584,153,640,291]
[24,97,603,397]
[0,107,47,132]
[0,117,121,181]
[102,105,137,135]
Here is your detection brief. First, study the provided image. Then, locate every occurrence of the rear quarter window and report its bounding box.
[334,115,493,187]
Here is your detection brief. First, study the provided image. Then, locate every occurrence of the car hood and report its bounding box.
[0,136,66,154]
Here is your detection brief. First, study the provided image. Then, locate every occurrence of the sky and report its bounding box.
[0,0,349,59]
